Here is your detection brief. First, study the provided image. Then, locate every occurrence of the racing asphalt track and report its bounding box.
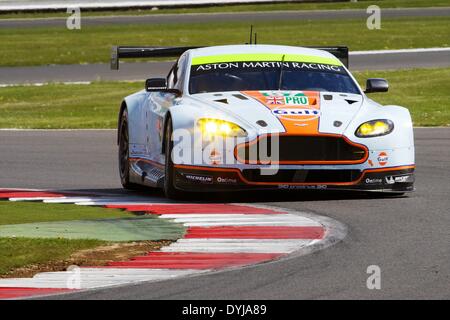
[1,6,449,85]
[0,128,449,299]
[2,49,450,85]
[1,7,449,28]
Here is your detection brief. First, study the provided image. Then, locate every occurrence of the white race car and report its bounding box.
[112,44,415,198]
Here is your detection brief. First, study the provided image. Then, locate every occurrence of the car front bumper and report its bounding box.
[174,164,415,193]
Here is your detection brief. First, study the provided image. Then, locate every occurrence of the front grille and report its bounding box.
[235,135,367,164]
[242,169,362,183]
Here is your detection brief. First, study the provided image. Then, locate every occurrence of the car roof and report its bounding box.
[188,44,338,60]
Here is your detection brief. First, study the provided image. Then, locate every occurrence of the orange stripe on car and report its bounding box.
[241,90,321,135]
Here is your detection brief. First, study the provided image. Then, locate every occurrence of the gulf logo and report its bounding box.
[377,152,389,166]
[272,106,320,122]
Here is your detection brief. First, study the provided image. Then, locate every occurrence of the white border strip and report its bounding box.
[351,47,450,55]
[0,82,92,88]
[0,0,277,11]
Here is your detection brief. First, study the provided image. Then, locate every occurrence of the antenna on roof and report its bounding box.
[254,33,257,45]
[248,25,253,44]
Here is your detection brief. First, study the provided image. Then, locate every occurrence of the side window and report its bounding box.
[174,55,187,91]
[166,64,176,89]
[167,54,187,92]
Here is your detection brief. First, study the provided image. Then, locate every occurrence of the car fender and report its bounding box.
[123,90,147,146]
[344,102,414,168]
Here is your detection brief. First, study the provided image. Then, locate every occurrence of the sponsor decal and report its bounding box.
[365,177,383,184]
[272,107,320,122]
[130,144,148,156]
[278,184,327,190]
[333,120,343,128]
[385,175,413,184]
[266,96,284,105]
[184,174,213,184]
[377,152,389,166]
[209,149,222,165]
[385,176,395,185]
[258,91,320,122]
[262,91,311,106]
[156,118,163,142]
[191,61,344,75]
[216,177,238,184]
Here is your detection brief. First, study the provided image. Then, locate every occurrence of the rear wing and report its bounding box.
[110,45,349,70]
[306,46,349,68]
[110,46,200,70]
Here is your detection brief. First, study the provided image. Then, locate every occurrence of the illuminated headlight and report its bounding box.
[355,119,394,138]
[198,118,247,137]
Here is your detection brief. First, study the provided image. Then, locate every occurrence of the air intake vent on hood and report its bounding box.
[233,94,248,100]
[214,99,228,104]
[345,99,358,105]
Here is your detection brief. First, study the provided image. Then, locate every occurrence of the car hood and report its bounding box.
[189,90,364,136]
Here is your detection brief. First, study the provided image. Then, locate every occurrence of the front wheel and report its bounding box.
[163,117,183,199]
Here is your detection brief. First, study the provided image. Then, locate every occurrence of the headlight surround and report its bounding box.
[355,119,394,138]
[198,118,247,137]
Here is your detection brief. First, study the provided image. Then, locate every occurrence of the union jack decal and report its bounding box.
[266,96,284,105]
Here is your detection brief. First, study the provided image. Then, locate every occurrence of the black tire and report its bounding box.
[118,109,139,190]
[163,117,183,199]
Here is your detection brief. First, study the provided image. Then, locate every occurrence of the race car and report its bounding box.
[112,44,415,198]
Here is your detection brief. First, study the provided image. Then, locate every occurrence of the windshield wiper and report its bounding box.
[277,54,286,91]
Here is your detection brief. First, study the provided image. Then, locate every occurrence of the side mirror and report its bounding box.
[145,78,167,91]
[365,78,389,93]
[145,78,181,96]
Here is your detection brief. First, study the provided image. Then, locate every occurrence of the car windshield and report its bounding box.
[189,60,360,95]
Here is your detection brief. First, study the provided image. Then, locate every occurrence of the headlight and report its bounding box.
[198,118,247,137]
[355,119,394,138]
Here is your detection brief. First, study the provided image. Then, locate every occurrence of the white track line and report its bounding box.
[0,82,91,88]
[162,239,314,253]
[159,213,280,218]
[351,47,450,55]
[175,239,313,244]
[180,221,322,227]
[0,269,206,289]
[9,197,66,201]
[34,269,205,277]
[75,200,170,205]
[160,213,321,224]
[0,0,279,12]
[43,197,99,203]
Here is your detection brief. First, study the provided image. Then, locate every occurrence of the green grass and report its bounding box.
[0,201,133,225]
[0,82,142,128]
[1,0,449,19]
[0,68,449,128]
[0,201,183,275]
[0,16,449,67]
[0,237,105,276]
